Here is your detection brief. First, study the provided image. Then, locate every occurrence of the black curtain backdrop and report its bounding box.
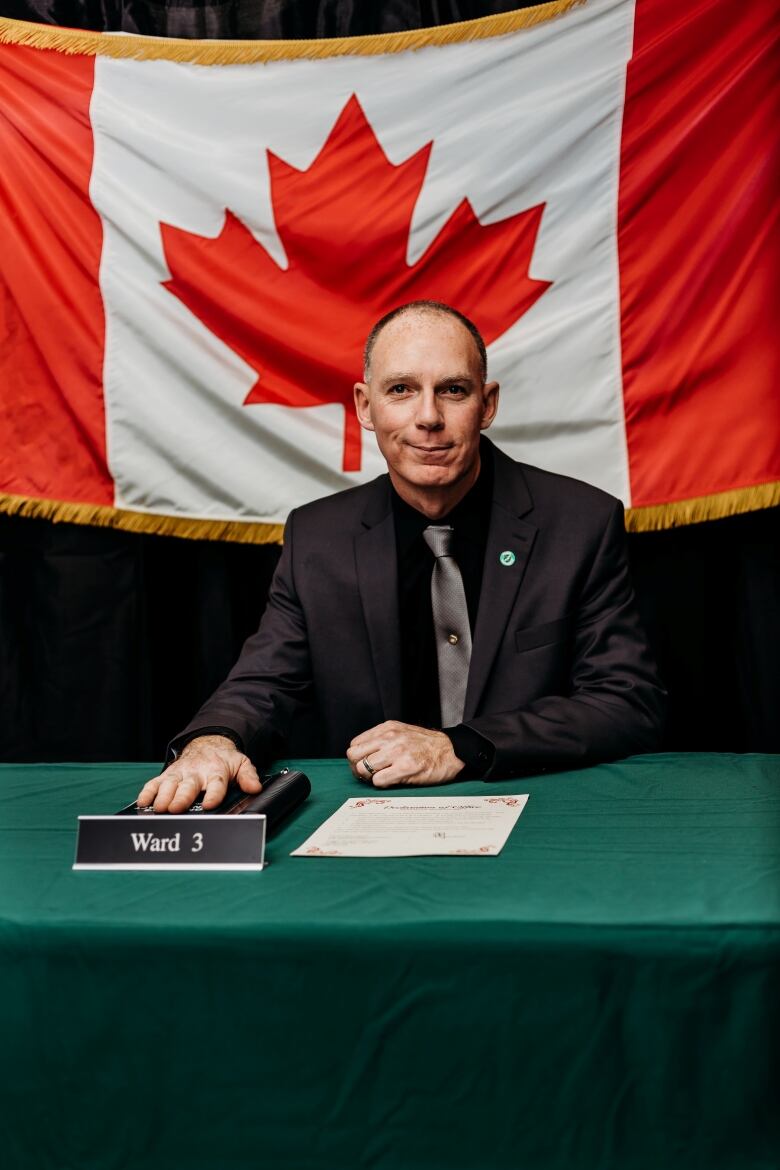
[3,0,540,37]
[2,507,778,763]
[2,0,778,762]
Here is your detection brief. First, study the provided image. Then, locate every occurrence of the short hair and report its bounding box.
[363,300,487,382]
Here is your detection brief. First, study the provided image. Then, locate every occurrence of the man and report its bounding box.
[138,301,665,813]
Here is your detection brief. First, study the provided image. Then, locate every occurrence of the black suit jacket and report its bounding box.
[171,440,666,777]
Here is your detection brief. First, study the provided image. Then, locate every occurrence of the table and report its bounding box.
[1,754,778,1170]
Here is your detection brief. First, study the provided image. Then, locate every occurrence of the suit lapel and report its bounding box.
[464,446,537,721]
[355,478,403,720]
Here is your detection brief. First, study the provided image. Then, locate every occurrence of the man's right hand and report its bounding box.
[136,734,262,814]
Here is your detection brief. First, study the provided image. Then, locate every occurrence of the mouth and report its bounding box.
[407,443,453,454]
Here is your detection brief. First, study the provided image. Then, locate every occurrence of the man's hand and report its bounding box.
[136,734,262,813]
[346,721,465,788]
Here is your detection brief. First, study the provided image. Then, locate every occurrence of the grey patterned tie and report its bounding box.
[422,525,473,728]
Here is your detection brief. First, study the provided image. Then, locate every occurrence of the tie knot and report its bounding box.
[423,525,455,559]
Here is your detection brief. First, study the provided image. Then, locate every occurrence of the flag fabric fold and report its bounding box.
[0,0,777,543]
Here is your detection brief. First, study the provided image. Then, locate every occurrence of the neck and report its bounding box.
[390,455,481,520]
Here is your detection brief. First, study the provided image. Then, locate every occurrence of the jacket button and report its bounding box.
[447,633,459,645]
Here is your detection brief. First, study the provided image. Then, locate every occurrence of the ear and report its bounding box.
[354,382,375,432]
[479,381,500,430]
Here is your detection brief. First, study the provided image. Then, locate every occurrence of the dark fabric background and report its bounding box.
[3,0,540,37]
[2,507,778,762]
[2,0,778,761]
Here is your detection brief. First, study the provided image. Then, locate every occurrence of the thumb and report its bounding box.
[236,754,262,793]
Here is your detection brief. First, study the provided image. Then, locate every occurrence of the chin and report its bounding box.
[403,465,459,488]
[399,453,453,477]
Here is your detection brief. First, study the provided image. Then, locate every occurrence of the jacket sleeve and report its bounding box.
[166,509,312,766]
[466,500,667,778]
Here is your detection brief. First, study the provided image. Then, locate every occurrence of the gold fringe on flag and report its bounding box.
[1,481,777,544]
[0,493,284,545]
[625,481,780,533]
[0,1,585,64]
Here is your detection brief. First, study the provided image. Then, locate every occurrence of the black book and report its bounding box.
[116,768,311,834]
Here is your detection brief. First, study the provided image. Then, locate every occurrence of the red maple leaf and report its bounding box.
[161,95,551,472]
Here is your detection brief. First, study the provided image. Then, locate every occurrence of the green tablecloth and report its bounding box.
[1,754,778,1170]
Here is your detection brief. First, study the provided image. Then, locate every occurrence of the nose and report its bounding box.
[415,386,444,430]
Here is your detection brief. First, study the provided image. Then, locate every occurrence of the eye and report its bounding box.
[441,384,467,396]
[388,384,410,395]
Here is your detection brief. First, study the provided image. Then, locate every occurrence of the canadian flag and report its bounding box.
[0,0,776,540]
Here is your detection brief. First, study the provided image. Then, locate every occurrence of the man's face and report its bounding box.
[353,312,499,499]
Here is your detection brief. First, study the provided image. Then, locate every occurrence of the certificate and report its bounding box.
[291,794,529,857]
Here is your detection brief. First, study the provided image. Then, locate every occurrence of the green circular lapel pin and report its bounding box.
[499,551,516,566]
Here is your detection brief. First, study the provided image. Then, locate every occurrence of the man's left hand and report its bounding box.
[346,721,465,788]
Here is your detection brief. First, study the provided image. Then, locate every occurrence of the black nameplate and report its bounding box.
[73,814,266,871]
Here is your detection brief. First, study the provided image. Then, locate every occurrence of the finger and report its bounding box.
[236,755,262,794]
[371,767,416,789]
[346,757,374,783]
[370,768,405,789]
[345,749,367,780]
[348,722,398,751]
[374,761,452,789]
[152,773,185,812]
[347,735,376,757]
[345,749,372,783]
[136,776,162,808]
[345,745,388,782]
[351,722,411,754]
[370,754,422,789]
[201,774,230,810]
[365,749,396,780]
[168,774,206,814]
[357,756,376,783]
[346,736,386,764]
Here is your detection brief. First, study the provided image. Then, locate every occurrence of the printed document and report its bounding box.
[291,794,529,857]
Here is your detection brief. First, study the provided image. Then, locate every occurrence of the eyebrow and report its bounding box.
[378,373,476,386]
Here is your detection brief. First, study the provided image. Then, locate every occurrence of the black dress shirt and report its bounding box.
[392,446,496,778]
